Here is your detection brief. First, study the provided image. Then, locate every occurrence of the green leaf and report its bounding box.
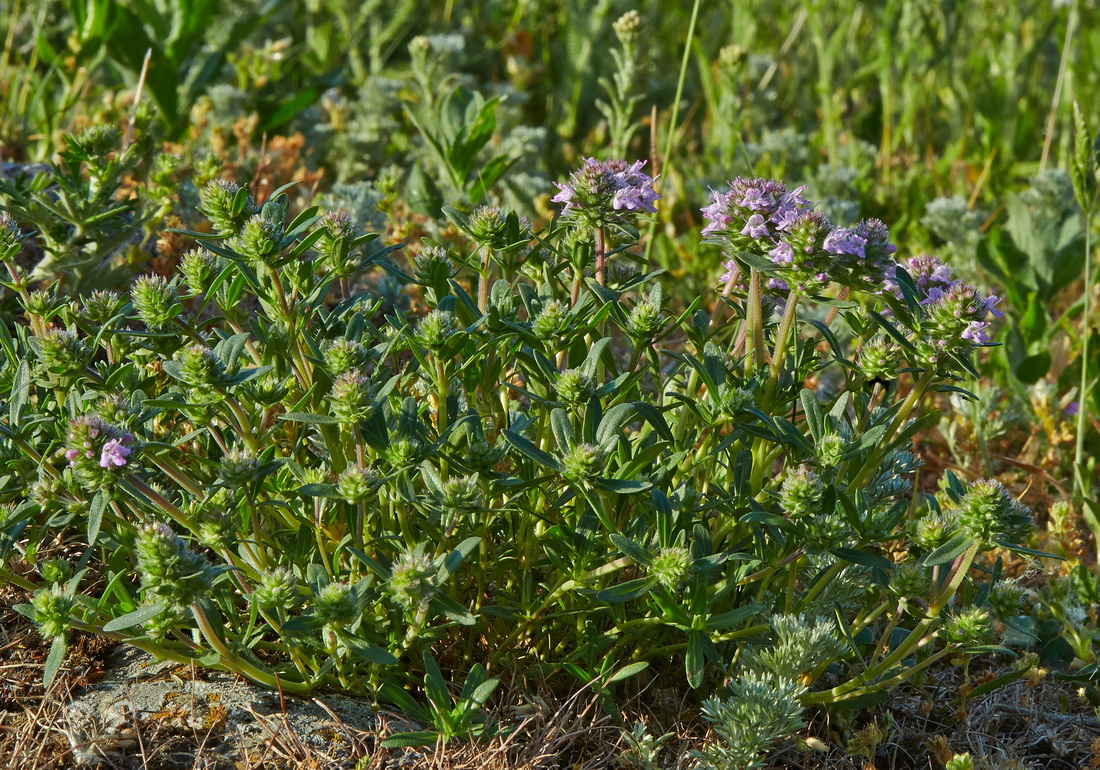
[342,636,398,666]
[469,154,516,203]
[967,662,1032,699]
[831,547,891,571]
[380,732,440,749]
[609,534,653,566]
[831,690,890,710]
[9,360,29,425]
[422,651,453,718]
[278,412,342,425]
[685,631,705,689]
[594,478,652,494]
[705,604,761,631]
[502,430,562,471]
[606,661,649,684]
[43,636,66,690]
[103,602,167,632]
[800,389,823,443]
[437,537,482,583]
[1013,351,1051,384]
[919,532,975,567]
[86,491,108,547]
[596,577,657,603]
[467,676,500,707]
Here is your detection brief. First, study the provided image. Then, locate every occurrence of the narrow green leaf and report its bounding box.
[103,602,166,632]
[606,661,649,684]
[43,636,66,690]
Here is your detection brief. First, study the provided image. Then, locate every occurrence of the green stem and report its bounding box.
[847,367,935,490]
[1076,208,1093,499]
[769,292,799,383]
[191,603,311,693]
[642,0,701,266]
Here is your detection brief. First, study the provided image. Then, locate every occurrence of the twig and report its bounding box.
[123,48,152,150]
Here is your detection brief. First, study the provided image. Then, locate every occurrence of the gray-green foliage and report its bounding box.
[0,160,1042,751]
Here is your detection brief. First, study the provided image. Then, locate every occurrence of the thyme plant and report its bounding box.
[0,155,1037,756]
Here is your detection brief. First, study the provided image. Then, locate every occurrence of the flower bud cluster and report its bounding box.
[561,442,605,482]
[232,213,285,263]
[437,475,482,515]
[388,548,437,611]
[323,338,370,377]
[911,511,960,551]
[199,179,256,236]
[413,246,454,286]
[35,328,90,375]
[555,368,595,405]
[625,294,665,340]
[175,344,232,397]
[197,510,237,551]
[337,464,381,503]
[650,546,692,591]
[467,205,529,250]
[313,581,359,625]
[816,432,848,468]
[254,568,301,610]
[463,439,505,472]
[0,211,24,261]
[532,300,569,340]
[988,579,1026,620]
[32,584,76,639]
[135,522,214,611]
[779,466,822,517]
[218,448,261,486]
[180,249,220,294]
[76,290,124,324]
[328,369,374,424]
[889,563,929,599]
[416,309,459,350]
[131,275,180,330]
[613,10,641,45]
[954,479,1033,548]
[316,208,357,265]
[858,337,900,383]
[941,607,993,645]
[385,438,424,470]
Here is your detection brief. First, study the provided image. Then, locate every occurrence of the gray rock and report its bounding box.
[61,645,385,768]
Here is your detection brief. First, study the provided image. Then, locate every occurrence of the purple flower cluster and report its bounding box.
[64,415,135,474]
[883,253,1002,349]
[552,158,660,226]
[701,177,807,246]
[883,254,955,301]
[703,177,897,293]
[922,281,1002,348]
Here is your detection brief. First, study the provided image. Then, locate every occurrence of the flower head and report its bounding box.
[701,177,805,245]
[552,158,659,226]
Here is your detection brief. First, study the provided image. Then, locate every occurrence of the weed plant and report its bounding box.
[0,126,1049,762]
